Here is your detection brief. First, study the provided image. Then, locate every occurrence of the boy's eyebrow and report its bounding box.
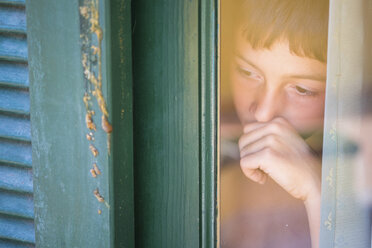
[235,53,326,82]
[288,73,327,82]
[235,53,262,72]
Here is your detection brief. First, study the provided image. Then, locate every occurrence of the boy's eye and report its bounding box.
[237,67,252,76]
[237,67,262,81]
[295,85,317,96]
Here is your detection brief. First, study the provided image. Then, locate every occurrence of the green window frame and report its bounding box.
[27,0,219,247]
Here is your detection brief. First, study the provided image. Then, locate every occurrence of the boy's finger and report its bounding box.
[239,147,279,175]
[240,134,282,158]
[240,148,278,184]
[239,125,268,150]
[240,167,268,185]
[243,117,292,133]
[239,121,289,150]
[243,121,267,133]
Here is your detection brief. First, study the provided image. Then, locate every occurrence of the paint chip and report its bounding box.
[94,188,104,202]
[89,145,98,157]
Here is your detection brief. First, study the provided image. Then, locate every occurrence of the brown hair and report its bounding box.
[236,0,329,62]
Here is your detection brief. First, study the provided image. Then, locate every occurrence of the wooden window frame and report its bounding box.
[27,0,219,247]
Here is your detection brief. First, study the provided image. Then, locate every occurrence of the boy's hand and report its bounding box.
[238,117,321,202]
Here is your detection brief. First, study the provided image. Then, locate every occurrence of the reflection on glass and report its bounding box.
[221,1,372,248]
[221,1,328,247]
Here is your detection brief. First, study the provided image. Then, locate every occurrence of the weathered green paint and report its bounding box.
[199,0,219,247]
[27,0,134,247]
[132,0,218,247]
[132,1,199,247]
[107,0,135,247]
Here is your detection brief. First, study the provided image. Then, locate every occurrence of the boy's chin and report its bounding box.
[296,122,324,138]
[303,130,324,154]
[299,129,323,140]
[291,120,324,139]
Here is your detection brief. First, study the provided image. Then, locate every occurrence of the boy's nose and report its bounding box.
[252,89,281,122]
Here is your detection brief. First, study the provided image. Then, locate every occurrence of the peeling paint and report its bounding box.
[80,0,110,126]
[93,163,101,175]
[120,108,125,120]
[90,169,97,178]
[79,0,111,213]
[86,112,97,131]
[79,0,112,139]
[89,144,98,157]
[101,115,112,133]
[93,188,104,202]
[93,189,110,209]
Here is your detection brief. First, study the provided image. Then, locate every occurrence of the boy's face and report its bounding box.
[231,37,327,135]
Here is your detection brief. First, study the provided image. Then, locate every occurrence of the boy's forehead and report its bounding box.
[235,37,327,80]
[233,20,328,64]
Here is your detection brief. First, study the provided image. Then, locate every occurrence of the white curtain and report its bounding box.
[320,0,372,247]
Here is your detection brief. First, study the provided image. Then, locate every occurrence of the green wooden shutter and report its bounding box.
[27,0,134,247]
[0,0,35,247]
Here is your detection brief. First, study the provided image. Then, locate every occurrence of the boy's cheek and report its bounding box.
[232,86,257,124]
[286,98,325,133]
[287,112,324,135]
[233,101,257,126]
[230,77,326,133]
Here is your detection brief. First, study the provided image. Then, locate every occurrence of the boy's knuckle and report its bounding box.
[275,117,290,127]
[274,116,285,123]
[261,147,270,155]
[240,157,248,168]
[238,136,244,149]
[269,122,281,133]
[240,147,247,158]
[265,134,276,145]
[243,124,250,133]
[262,147,275,159]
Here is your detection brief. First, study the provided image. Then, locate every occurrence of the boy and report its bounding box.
[225,0,329,247]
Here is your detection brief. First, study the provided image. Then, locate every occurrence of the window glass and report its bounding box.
[221,1,327,247]
[220,1,372,248]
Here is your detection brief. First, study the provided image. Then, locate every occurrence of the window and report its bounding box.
[4,0,369,247]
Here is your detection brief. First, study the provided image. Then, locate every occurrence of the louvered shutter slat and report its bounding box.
[0,215,34,244]
[0,239,33,248]
[0,166,33,194]
[0,1,34,247]
[0,0,25,4]
[0,6,26,33]
[0,35,27,61]
[0,88,29,115]
[0,191,33,219]
[0,115,30,141]
[0,141,31,168]
[0,61,29,87]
